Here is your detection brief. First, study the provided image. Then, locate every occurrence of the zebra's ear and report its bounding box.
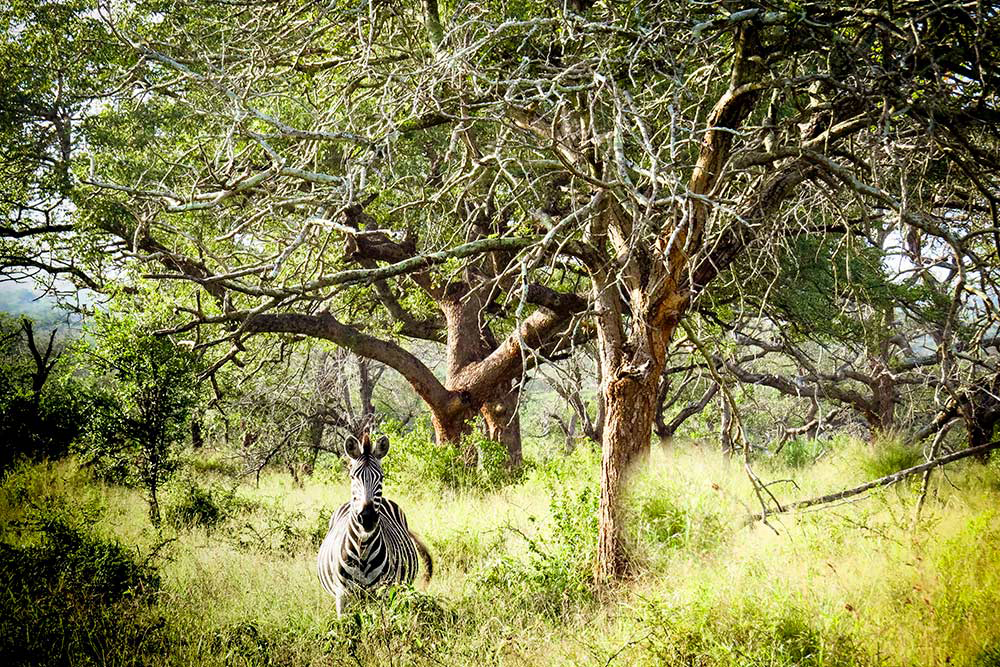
[344,435,364,459]
[372,434,390,459]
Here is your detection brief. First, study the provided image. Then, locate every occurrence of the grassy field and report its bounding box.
[3,437,1000,666]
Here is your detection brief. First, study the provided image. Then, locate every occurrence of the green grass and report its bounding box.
[3,438,1000,666]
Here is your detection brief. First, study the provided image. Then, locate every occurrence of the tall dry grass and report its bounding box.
[2,435,999,666]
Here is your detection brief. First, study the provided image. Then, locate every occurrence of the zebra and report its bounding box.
[317,433,433,615]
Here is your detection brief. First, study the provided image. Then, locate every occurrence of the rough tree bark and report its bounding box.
[595,311,675,578]
[591,24,768,583]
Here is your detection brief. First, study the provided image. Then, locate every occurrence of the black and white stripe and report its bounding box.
[317,434,432,615]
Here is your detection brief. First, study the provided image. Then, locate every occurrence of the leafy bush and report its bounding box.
[225,501,318,554]
[777,437,826,469]
[165,479,232,529]
[0,513,165,666]
[0,371,96,473]
[311,507,334,547]
[471,429,513,490]
[860,438,924,479]
[324,586,458,666]
[77,312,203,526]
[380,417,518,493]
[478,480,598,618]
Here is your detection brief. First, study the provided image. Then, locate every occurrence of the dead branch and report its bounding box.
[746,439,1000,524]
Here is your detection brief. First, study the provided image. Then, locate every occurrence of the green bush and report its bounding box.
[860,439,924,479]
[477,481,598,619]
[225,501,316,554]
[0,513,165,667]
[380,418,518,493]
[0,373,96,473]
[324,586,459,666]
[777,437,827,469]
[165,480,232,529]
[76,312,203,527]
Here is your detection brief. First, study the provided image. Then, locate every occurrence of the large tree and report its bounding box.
[13,0,999,581]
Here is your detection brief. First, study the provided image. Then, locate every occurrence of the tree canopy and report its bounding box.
[1,0,999,580]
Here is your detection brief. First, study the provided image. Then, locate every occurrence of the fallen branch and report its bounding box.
[912,419,960,529]
[746,439,1000,524]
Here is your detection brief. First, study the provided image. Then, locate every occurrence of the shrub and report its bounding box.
[165,479,234,529]
[860,438,924,480]
[224,501,317,554]
[311,505,337,547]
[380,417,518,493]
[77,312,203,527]
[324,586,458,665]
[777,437,826,469]
[469,429,513,490]
[0,373,96,473]
[0,513,165,667]
[477,481,598,619]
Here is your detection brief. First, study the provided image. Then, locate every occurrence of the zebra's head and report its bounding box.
[344,434,389,531]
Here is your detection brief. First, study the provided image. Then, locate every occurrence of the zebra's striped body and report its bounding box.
[317,434,431,615]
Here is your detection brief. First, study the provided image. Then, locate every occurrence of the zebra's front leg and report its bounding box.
[335,590,345,617]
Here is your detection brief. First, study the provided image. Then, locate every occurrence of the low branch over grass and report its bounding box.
[747,440,1000,524]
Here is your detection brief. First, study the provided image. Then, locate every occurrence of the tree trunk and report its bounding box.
[191,414,204,449]
[431,406,475,447]
[148,480,161,528]
[594,299,674,583]
[357,355,377,428]
[480,383,523,468]
[307,414,325,466]
[245,280,589,471]
[22,319,58,418]
[440,289,526,466]
[596,371,661,582]
[805,397,820,440]
[720,393,734,457]
[870,366,897,434]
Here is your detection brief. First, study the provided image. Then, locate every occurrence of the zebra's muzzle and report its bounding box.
[359,502,378,530]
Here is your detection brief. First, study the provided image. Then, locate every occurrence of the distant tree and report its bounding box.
[82,313,201,527]
[217,341,389,485]
[0,313,86,470]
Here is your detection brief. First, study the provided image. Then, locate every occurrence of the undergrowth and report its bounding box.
[2,436,999,666]
[0,473,165,666]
